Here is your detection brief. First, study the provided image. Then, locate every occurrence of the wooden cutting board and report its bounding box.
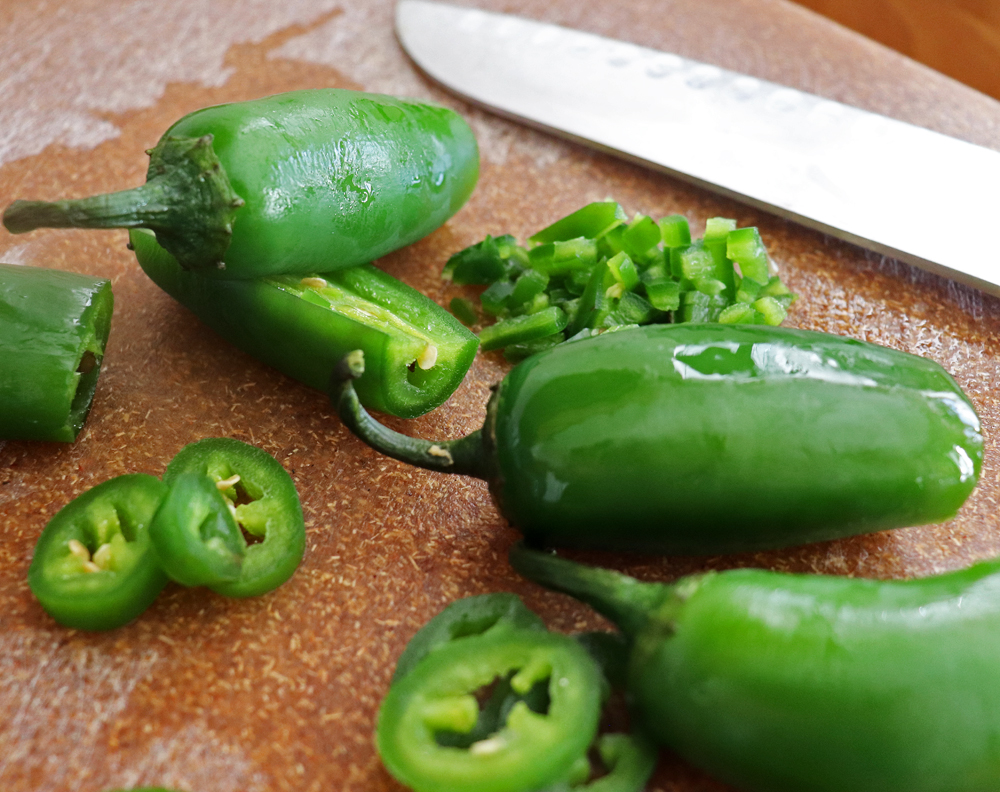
[2,1,999,790]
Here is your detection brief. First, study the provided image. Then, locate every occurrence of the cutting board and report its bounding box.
[2,1,999,790]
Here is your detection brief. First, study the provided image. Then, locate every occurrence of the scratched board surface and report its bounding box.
[1,0,999,790]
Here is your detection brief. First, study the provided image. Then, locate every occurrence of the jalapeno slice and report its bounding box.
[377,628,603,792]
[392,593,547,684]
[28,474,169,631]
[163,438,304,598]
[149,471,246,587]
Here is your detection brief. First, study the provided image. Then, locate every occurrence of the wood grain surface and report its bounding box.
[791,0,1000,101]
[1,1,999,791]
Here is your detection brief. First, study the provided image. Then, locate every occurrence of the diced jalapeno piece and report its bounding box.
[728,226,770,284]
[607,252,640,293]
[528,202,625,245]
[480,280,516,316]
[479,307,568,352]
[528,238,599,276]
[658,214,692,248]
[621,215,661,261]
[450,297,478,326]
[673,243,716,281]
[644,278,681,311]
[718,302,760,324]
[704,216,737,241]
[753,295,788,325]
[443,235,524,285]
[510,268,550,309]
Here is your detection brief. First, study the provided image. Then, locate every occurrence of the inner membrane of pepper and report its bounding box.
[203,460,270,540]
[431,671,552,750]
[273,275,437,387]
[53,499,141,578]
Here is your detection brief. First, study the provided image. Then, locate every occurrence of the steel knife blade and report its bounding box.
[396,0,1000,297]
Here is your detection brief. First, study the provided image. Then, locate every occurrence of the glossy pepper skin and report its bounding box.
[148,471,246,588]
[511,544,1000,792]
[4,89,479,277]
[130,228,477,418]
[0,263,113,442]
[331,323,982,555]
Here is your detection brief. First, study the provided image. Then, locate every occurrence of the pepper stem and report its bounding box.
[331,350,489,479]
[2,135,244,271]
[509,543,671,638]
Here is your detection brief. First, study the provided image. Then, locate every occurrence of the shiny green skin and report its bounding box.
[28,474,169,631]
[149,471,246,587]
[162,89,479,279]
[631,559,1000,792]
[164,438,304,598]
[489,323,982,554]
[130,228,478,418]
[0,263,113,441]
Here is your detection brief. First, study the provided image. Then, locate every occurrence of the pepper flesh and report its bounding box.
[164,438,304,598]
[377,627,603,792]
[331,324,982,554]
[4,89,479,277]
[149,471,247,587]
[27,474,169,631]
[511,544,1000,792]
[131,227,478,418]
[0,263,113,442]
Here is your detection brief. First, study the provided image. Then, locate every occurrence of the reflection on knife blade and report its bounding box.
[396,0,1000,297]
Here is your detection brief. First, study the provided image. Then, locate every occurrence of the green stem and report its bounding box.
[2,135,243,271]
[331,350,489,478]
[508,543,671,638]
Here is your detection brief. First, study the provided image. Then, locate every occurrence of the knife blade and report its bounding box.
[396,0,1000,297]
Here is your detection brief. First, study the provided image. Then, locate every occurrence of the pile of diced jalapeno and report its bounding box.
[444,201,796,361]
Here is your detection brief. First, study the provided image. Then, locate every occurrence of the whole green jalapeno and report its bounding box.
[331,323,982,554]
[3,89,479,277]
[511,543,1000,792]
[129,227,478,418]
[0,262,113,442]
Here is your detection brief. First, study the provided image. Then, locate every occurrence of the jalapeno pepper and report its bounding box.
[377,625,603,792]
[27,474,169,631]
[332,323,982,554]
[512,544,1000,792]
[0,262,113,442]
[148,471,246,587]
[163,438,304,598]
[130,227,477,418]
[4,89,479,277]
[392,592,547,684]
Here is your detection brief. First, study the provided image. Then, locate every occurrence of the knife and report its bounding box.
[395,0,1000,297]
